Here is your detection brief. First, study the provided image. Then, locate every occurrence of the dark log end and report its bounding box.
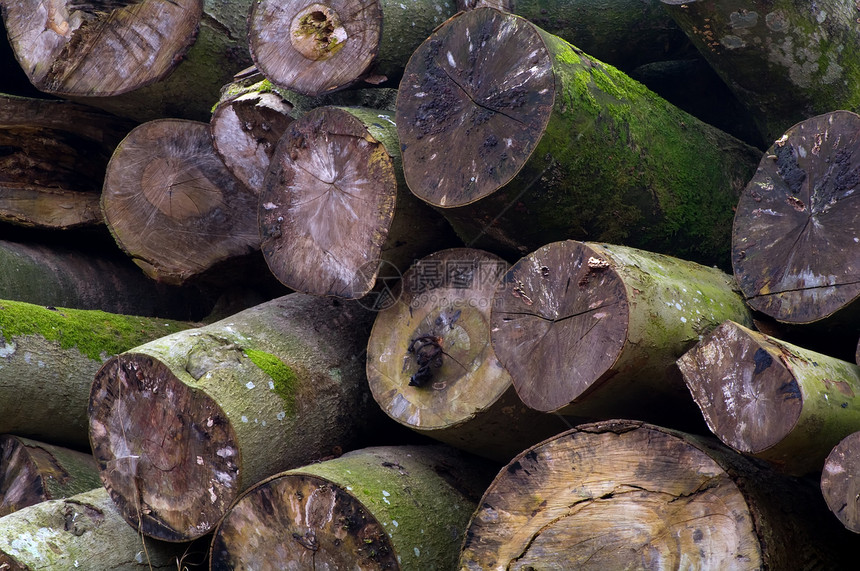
[821,431,860,533]
[732,111,860,324]
[89,352,240,541]
[396,7,554,207]
[490,241,628,412]
[0,436,46,517]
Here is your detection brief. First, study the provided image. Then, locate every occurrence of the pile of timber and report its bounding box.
[1,1,859,568]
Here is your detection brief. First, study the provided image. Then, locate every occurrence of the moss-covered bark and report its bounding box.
[396,7,761,268]
[0,300,191,448]
[678,320,860,475]
[88,294,386,541]
[210,445,495,570]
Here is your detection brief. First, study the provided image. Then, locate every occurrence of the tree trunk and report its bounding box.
[0,94,134,230]
[1,0,255,123]
[259,105,459,299]
[211,73,398,193]
[101,119,261,285]
[0,435,101,517]
[210,445,495,570]
[0,487,200,569]
[0,299,191,448]
[821,431,860,533]
[489,240,752,428]
[0,239,217,320]
[248,0,457,96]
[732,110,860,326]
[366,248,571,463]
[88,293,386,542]
[677,319,860,476]
[395,7,761,268]
[460,419,860,570]
[463,0,696,72]
[661,0,860,143]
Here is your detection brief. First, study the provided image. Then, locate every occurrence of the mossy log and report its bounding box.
[1,0,254,123]
[661,0,860,143]
[248,0,457,96]
[0,299,191,448]
[0,487,198,569]
[0,239,216,320]
[490,240,752,428]
[0,435,100,517]
[0,94,134,230]
[460,419,860,569]
[366,248,570,462]
[395,7,761,267]
[102,119,260,285]
[259,105,458,299]
[821,431,860,533]
[210,445,494,570]
[677,320,860,476]
[732,111,860,326]
[211,74,398,193]
[88,293,386,542]
[463,0,695,71]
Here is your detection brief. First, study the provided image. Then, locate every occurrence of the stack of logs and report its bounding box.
[0,0,858,568]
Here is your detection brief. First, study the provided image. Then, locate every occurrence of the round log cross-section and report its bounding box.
[822,431,860,533]
[732,110,860,325]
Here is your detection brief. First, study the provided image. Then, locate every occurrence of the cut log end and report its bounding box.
[396,8,554,207]
[677,321,802,457]
[259,106,397,298]
[821,431,860,533]
[249,0,381,95]
[0,436,45,517]
[490,241,628,412]
[210,473,398,569]
[732,110,860,324]
[88,353,240,541]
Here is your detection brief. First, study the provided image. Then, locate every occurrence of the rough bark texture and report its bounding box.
[678,320,860,476]
[661,0,860,143]
[821,431,860,533]
[732,110,860,325]
[366,248,570,462]
[259,105,458,299]
[0,94,134,230]
[0,487,197,569]
[101,119,260,285]
[248,0,456,95]
[0,299,191,448]
[0,239,217,320]
[88,294,385,542]
[210,445,494,570]
[490,240,751,428]
[0,435,101,517]
[396,7,760,267]
[460,419,860,570]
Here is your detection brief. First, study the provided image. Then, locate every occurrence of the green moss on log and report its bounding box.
[244,348,297,414]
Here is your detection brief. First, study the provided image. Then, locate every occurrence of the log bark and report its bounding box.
[677,319,860,476]
[0,435,100,517]
[0,299,191,448]
[460,419,860,570]
[0,487,199,569]
[1,0,254,123]
[366,248,571,462]
[259,105,458,299]
[0,94,134,230]
[661,0,860,143]
[248,0,457,96]
[395,7,761,267]
[102,119,260,285]
[490,240,752,427]
[210,445,494,569]
[821,431,860,533]
[462,0,695,72]
[88,293,385,542]
[0,239,217,319]
[732,110,860,326]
